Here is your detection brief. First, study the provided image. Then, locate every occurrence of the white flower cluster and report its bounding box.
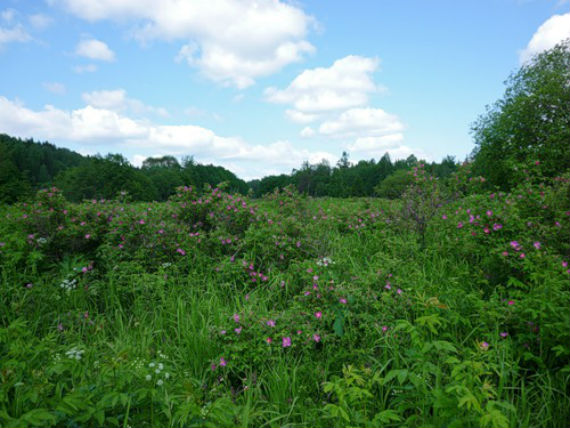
[37,237,48,245]
[145,360,170,386]
[66,347,85,360]
[60,277,77,291]
[161,262,172,269]
[316,257,335,267]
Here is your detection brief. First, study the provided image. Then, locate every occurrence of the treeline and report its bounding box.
[0,134,248,203]
[248,152,458,198]
[0,133,460,203]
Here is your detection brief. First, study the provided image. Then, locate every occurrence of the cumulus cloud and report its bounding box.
[318,108,404,138]
[0,23,31,46]
[51,0,316,88]
[300,126,315,138]
[0,96,335,180]
[519,13,570,63]
[82,89,169,117]
[76,38,115,61]
[265,55,380,115]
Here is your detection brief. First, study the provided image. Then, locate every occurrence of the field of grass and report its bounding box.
[1,165,569,427]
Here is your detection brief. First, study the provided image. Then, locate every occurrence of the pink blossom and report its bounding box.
[480,341,489,350]
[313,334,321,342]
[211,364,217,371]
[442,214,447,220]
[519,253,526,259]
[457,222,463,229]
[533,241,541,249]
[266,337,272,344]
[507,300,515,306]
[486,210,493,217]
[266,319,275,327]
[315,311,322,319]
[282,337,291,347]
[219,357,227,367]
[396,288,402,295]
[234,327,242,334]
[500,332,508,338]
[493,223,502,231]
[85,234,91,239]
[381,326,388,332]
[176,248,186,255]
[501,251,509,256]
[233,313,240,323]
[339,298,347,304]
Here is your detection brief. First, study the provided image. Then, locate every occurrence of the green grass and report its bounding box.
[0,181,569,427]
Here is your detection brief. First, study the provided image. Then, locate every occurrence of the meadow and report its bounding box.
[0,163,569,428]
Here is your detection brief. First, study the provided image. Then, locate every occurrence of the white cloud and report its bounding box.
[76,38,115,61]
[318,108,404,138]
[29,14,53,30]
[300,126,315,138]
[73,64,98,73]
[519,13,570,63]
[265,55,380,115]
[43,82,66,95]
[52,0,316,88]
[0,23,31,46]
[285,109,319,124]
[0,96,335,180]
[82,89,169,117]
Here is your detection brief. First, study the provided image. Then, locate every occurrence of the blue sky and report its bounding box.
[1,0,569,180]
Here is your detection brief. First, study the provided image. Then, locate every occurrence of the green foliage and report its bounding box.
[471,39,570,189]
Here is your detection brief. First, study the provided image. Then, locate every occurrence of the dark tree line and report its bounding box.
[0,135,248,203]
[248,153,459,198]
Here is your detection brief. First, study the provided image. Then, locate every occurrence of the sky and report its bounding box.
[1,0,569,180]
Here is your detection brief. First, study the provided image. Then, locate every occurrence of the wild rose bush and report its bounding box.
[0,163,569,427]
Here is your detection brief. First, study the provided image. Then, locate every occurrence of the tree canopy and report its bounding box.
[471,39,570,188]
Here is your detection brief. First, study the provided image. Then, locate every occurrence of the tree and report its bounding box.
[471,39,570,189]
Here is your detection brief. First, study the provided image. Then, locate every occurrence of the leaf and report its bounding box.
[333,314,344,337]
[373,409,402,424]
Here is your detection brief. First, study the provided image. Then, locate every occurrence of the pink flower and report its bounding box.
[457,222,463,229]
[339,298,347,304]
[220,330,226,335]
[219,357,227,367]
[500,332,508,338]
[493,223,502,231]
[313,334,321,342]
[480,341,489,350]
[533,241,541,249]
[486,210,493,217]
[266,337,273,344]
[234,327,242,334]
[519,253,526,259]
[297,330,302,335]
[282,337,291,347]
[501,251,509,256]
[483,227,490,234]
[266,319,275,327]
[442,214,447,220]
[507,300,515,306]
[176,248,186,255]
[211,364,216,371]
[233,313,240,323]
[396,288,402,295]
[315,311,322,319]
[381,326,388,332]
[385,282,391,290]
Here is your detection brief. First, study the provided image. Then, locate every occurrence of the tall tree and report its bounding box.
[471,39,570,188]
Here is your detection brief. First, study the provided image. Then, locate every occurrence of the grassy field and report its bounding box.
[1,166,569,427]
